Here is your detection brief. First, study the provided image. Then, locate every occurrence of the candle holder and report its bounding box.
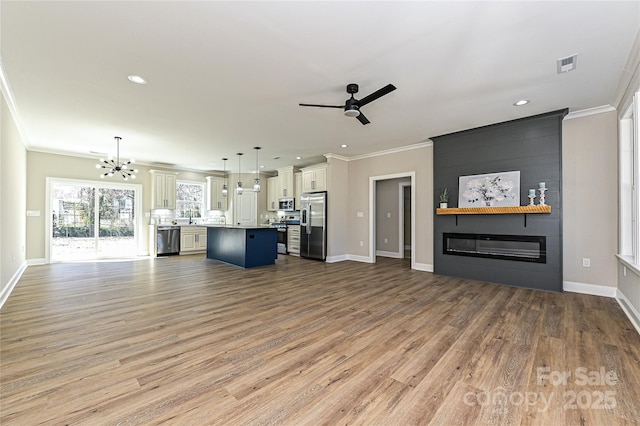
[538,188,547,206]
[528,194,536,206]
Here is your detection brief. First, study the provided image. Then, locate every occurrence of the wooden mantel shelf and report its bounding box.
[436,205,551,215]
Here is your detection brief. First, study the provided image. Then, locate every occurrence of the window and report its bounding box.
[620,92,639,265]
[176,181,205,219]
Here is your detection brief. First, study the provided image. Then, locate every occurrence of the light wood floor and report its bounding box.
[1,255,639,425]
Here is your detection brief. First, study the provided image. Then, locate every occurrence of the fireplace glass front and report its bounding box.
[443,233,546,263]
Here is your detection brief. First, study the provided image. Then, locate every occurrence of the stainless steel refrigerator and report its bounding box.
[300,191,327,261]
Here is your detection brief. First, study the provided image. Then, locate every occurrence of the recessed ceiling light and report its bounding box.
[340,144,348,148]
[260,165,265,168]
[296,156,302,160]
[127,75,147,84]
[513,99,529,106]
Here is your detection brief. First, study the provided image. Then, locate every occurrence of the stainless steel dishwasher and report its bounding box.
[157,226,180,255]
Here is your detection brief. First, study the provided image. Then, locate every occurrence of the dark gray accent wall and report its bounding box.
[432,109,567,292]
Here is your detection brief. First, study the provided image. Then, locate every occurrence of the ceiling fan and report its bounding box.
[299,83,396,125]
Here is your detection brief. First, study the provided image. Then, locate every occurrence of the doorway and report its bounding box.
[48,178,142,262]
[369,172,416,269]
[401,182,412,259]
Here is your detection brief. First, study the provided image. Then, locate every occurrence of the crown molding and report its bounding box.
[564,105,616,121]
[0,57,31,147]
[325,141,433,162]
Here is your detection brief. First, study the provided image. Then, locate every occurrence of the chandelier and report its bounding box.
[96,136,138,180]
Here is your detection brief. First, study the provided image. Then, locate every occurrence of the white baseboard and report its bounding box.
[27,258,46,266]
[1,260,27,310]
[347,254,375,263]
[376,250,403,259]
[326,254,349,263]
[563,280,617,298]
[326,254,375,263]
[413,262,434,272]
[616,289,640,336]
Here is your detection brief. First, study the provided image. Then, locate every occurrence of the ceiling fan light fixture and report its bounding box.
[344,108,360,117]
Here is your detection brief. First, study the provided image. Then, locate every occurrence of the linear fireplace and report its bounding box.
[443,233,546,263]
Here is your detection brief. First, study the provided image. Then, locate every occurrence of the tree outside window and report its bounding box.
[176,181,204,219]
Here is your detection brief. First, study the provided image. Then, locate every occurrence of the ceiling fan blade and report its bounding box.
[299,103,344,109]
[356,112,370,125]
[355,84,397,107]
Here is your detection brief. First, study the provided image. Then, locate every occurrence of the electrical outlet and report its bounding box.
[386,212,391,218]
[384,238,388,244]
[582,258,591,268]
[359,241,364,247]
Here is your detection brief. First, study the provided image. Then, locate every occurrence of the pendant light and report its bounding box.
[236,153,243,195]
[221,157,228,197]
[253,146,261,192]
[96,136,138,180]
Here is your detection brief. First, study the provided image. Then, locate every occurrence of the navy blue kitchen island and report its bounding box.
[206,226,277,268]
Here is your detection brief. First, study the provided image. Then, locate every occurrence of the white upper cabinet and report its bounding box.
[301,164,327,192]
[150,170,178,209]
[277,166,295,198]
[206,176,228,211]
[267,176,279,211]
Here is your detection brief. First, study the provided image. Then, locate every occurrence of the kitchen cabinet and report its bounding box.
[206,226,277,268]
[301,164,327,192]
[276,166,295,198]
[294,172,302,208]
[150,170,178,209]
[206,176,228,211]
[287,225,300,256]
[180,226,207,253]
[267,176,279,211]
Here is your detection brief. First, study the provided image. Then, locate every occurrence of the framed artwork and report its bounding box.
[458,171,520,207]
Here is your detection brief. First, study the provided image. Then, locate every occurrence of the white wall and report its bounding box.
[1,92,27,306]
[563,110,619,290]
[326,156,349,260]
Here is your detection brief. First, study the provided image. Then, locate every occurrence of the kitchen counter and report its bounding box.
[206,226,277,268]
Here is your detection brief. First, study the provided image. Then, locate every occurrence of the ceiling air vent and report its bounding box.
[557,54,578,73]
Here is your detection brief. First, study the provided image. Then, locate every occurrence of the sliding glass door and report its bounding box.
[50,179,141,261]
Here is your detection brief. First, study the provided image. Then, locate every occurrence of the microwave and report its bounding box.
[278,198,295,211]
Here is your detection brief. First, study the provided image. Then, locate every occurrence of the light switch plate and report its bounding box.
[26,210,41,216]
